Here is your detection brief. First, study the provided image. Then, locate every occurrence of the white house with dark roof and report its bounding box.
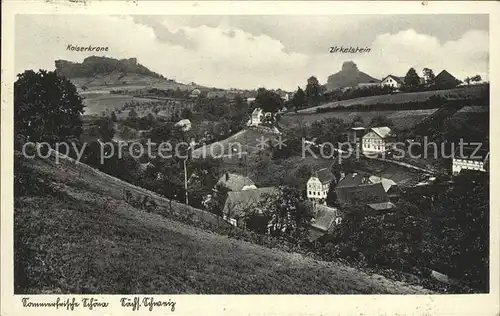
[361,126,393,153]
[306,168,335,203]
[381,75,404,90]
[452,146,489,176]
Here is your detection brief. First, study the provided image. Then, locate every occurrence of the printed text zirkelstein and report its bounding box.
[329,46,371,53]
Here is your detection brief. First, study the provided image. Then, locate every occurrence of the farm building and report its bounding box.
[189,88,201,98]
[175,119,192,132]
[308,204,343,242]
[215,173,257,192]
[222,187,279,228]
[452,146,489,176]
[434,70,461,89]
[381,75,404,90]
[247,108,264,127]
[306,168,336,204]
[361,126,394,153]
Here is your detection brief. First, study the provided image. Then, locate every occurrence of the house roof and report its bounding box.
[157,110,170,118]
[382,75,404,84]
[369,176,397,192]
[369,127,393,138]
[367,201,397,211]
[216,173,256,192]
[310,204,342,232]
[252,108,263,115]
[336,173,365,188]
[336,182,389,205]
[223,187,280,218]
[175,119,191,126]
[453,146,489,162]
[435,70,460,86]
[351,127,366,131]
[308,227,327,242]
[312,168,335,185]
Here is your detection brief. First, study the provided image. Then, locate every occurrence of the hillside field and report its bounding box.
[299,84,488,113]
[281,109,439,130]
[14,151,433,294]
[191,127,281,159]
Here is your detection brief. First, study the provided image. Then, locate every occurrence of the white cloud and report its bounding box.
[15,15,489,90]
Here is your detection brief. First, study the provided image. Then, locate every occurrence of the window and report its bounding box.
[308,191,311,195]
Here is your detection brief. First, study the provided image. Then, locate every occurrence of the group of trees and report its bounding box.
[317,172,488,292]
[15,70,85,145]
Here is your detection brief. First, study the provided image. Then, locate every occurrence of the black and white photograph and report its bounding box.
[2,1,499,315]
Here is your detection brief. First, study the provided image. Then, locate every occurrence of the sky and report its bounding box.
[15,14,489,91]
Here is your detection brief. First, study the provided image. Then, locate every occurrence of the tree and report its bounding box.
[464,77,471,85]
[259,186,314,241]
[111,111,117,122]
[403,67,421,91]
[14,70,84,144]
[422,174,489,291]
[128,108,138,119]
[352,115,364,127]
[181,108,192,120]
[292,87,306,112]
[96,118,115,142]
[422,68,435,86]
[255,88,283,114]
[470,75,482,83]
[305,76,321,106]
[369,115,394,129]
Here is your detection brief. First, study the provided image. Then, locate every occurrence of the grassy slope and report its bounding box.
[281,109,439,130]
[299,85,488,113]
[191,127,280,158]
[14,152,432,294]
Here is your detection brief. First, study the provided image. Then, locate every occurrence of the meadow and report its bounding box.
[14,152,432,294]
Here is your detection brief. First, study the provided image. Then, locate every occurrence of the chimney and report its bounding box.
[225,172,230,181]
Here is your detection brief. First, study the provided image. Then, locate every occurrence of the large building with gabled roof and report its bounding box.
[361,126,394,153]
[306,168,336,203]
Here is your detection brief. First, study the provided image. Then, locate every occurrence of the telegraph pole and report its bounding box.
[184,158,189,205]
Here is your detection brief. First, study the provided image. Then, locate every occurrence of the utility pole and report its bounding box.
[184,158,189,205]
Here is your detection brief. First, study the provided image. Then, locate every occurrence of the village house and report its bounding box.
[222,187,279,228]
[434,70,461,89]
[174,119,192,132]
[215,172,257,192]
[306,168,336,204]
[308,204,343,242]
[335,172,392,206]
[381,75,404,90]
[336,181,389,207]
[357,82,381,88]
[361,126,394,153]
[368,175,397,193]
[189,88,201,98]
[452,146,490,176]
[247,108,264,127]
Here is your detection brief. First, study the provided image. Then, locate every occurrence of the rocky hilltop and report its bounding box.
[325,61,380,91]
[55,56,164,80]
